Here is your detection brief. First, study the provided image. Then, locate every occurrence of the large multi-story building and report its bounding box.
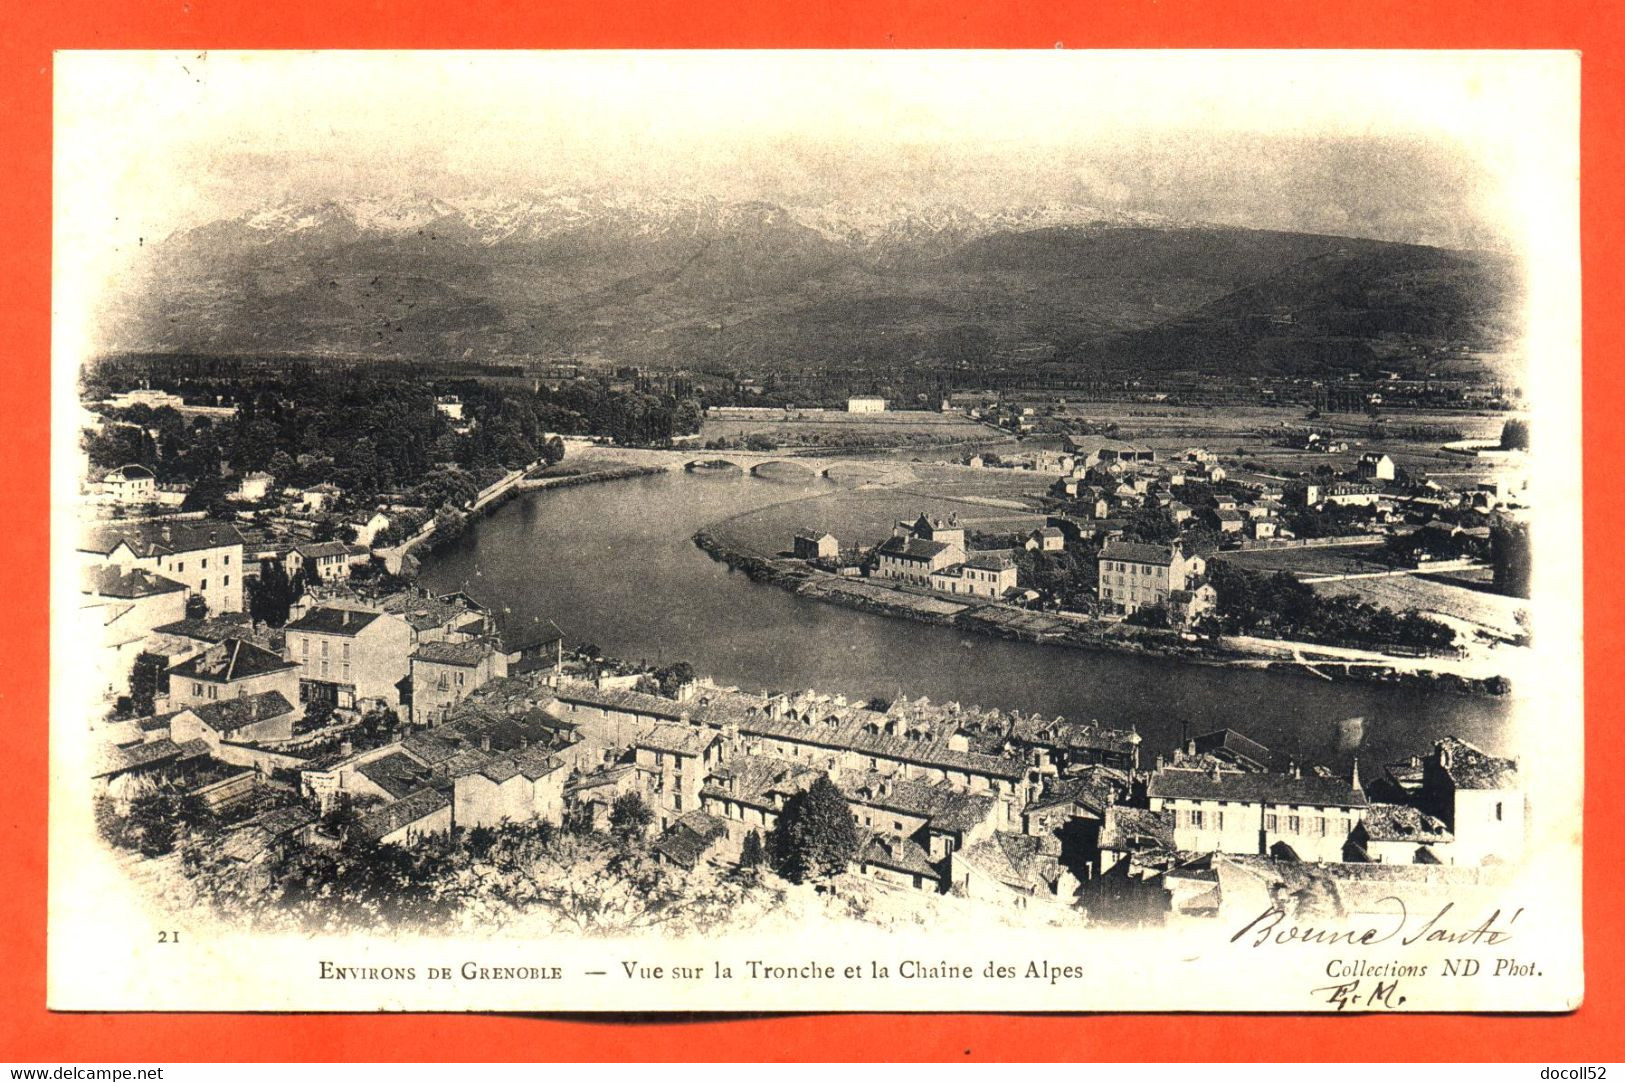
[1097,541,1206,615]
[1145,762,1368,863]
[873,514,966,585]
[78,521,247,615]
[284,606,414,711]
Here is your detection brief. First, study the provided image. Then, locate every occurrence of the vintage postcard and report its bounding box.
[48,49,1581,1013]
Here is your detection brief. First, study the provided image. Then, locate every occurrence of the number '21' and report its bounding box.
[157,930,180,943]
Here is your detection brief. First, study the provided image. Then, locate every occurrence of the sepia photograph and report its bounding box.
[47,49,1582,1013]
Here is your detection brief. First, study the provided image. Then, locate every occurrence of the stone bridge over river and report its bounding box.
[683,453,915,483]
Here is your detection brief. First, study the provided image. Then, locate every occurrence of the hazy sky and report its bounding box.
[56,51,1576,258]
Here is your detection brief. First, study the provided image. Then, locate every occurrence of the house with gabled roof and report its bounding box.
[1097,541,1206,616]
[1420,736,1522,864]
[353,787,452,846]
[79,520,246,614]
[167,638,299,709]
[651,810,730,870]
[633,723,721,830]
[284,605,413,712]
[1145,760,1367,863]
[452,744,569,829]
[170,690,299,749]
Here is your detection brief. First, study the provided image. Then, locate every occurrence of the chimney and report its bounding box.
[479,734,491,752]
[1350,756,1362,793]
[339,739,353,757]
[1209,762,1222,782]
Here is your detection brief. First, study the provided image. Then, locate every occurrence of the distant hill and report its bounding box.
[97,194,1520,377]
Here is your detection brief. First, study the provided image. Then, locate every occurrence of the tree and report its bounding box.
[266,449,297,487]
[248,560,296,626]
[302,697,336,731]
[541,435,566,466]
[609,793,654,840]
[654,661,696,698]
[1500,418,1530,451]
[185,594,208,620]
[769,774,858,884]
[129,652,168,717]
[128,793,178,857]
[740,830,765,871]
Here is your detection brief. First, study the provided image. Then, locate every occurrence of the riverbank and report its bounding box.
[691,529,1511,697]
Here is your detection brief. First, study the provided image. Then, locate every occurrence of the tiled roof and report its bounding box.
[876,536,953,562]
[411,639,495,667]
[285,607,382,636]
[187,691,296,735]
[81,565,186,599]
[1099,541,1176,566]
[79,521,245,558]
[1098,806,1175,853]
[636,722,715,758]
[964,551,1016,571]
[295,541,350,559]
[838,771,999,834]
[727,707,1027,782]
[1192,728,1274,769]
[1148,766,1367,809]
[91,737,183,777]
[1023,767,1131,817]
[1011,716,1140,757]
[651,811,729,870]
[106,464,155,481]
[1361,803,1454,843]
[151,614,260,644]
[1436,737,1518,790]
[858,830,940,879]
[552,682,687,721]
[353,788,450,844]
[250,803,319,838]
[356,752,436,799]
[169,638,294,683]
[701,754,818,810]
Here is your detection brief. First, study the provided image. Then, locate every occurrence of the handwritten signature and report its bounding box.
[1312,979,1407,1011]
[1230,899,1522,950]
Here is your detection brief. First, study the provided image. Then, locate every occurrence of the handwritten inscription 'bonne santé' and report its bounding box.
[1230,899,1522,950]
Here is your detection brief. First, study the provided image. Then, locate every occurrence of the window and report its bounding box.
[1265,814,1279,832]
[177,562,184,573]
[201,558,208,570]
[321,640,329,657]
[1495,802,1504,821]
[224,554,231,565]
[224,575,230,587]
[193,682,202,696]
[200,579,207,591]
[1189,809,1205,829]
[1287,815,1301,833]
[894,821,904,832]
[342,642,351,660]
[1319,816,1329,836]
[320,659,329,677]
[1216,811,1225,830]
[300,637,308,656]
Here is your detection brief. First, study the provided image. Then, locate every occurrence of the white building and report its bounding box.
[847,396,887,414]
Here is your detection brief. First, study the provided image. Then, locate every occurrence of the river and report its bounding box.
[420,469,1515,769]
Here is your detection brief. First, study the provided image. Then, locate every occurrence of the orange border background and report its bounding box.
[2,0,1620,1062]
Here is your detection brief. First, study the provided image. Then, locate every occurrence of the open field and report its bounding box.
[1310,574,1527,640]
[1222,544,1392,578]
[701,410,998,449]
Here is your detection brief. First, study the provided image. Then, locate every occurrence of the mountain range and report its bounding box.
[99,192,1522,376]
